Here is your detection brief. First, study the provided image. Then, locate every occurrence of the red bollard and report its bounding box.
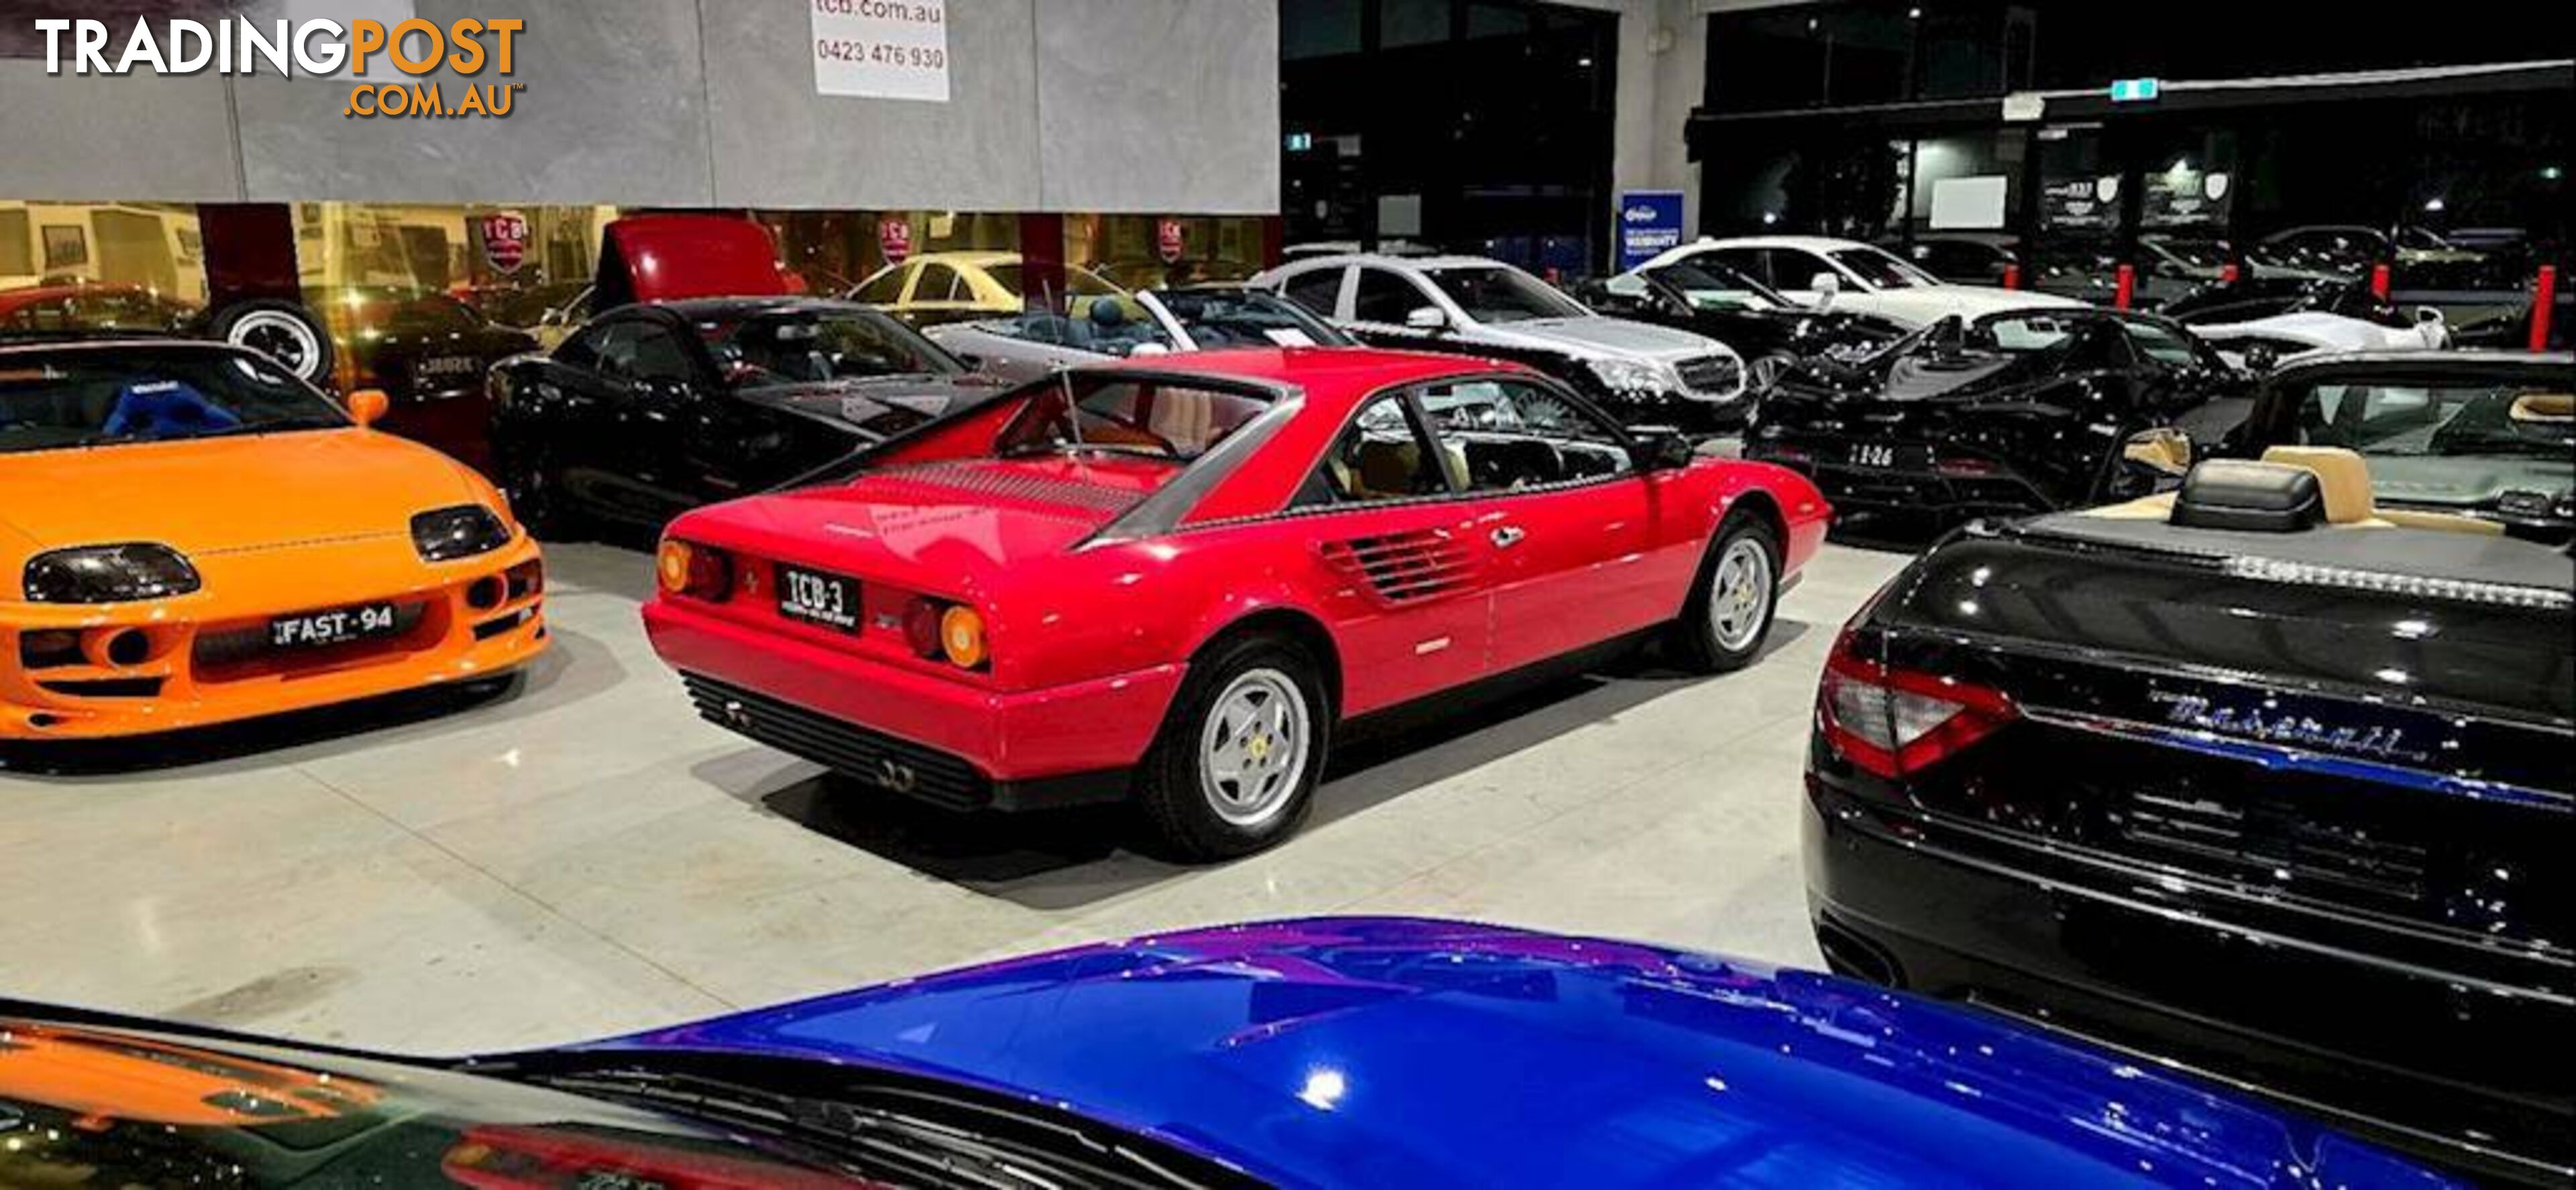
[2113,264,2135,310]
[2371,262,2392,300]
[2532,265,2559,352]
[2219,262,2241,284]
[2000,264,2021,290]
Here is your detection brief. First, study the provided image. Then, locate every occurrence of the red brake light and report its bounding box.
[1817,628,2016,779]
[902,596,944,657]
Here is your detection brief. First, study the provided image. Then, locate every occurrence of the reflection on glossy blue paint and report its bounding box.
[590,918,2461,1189]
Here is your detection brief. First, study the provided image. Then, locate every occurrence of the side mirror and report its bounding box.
[2240,342,2281,374]
[1629,425,1697,471]
[2121,426,2193,476]
[346,388,390,427]
[1404,306,1449,331]
[1809,272,1841,296]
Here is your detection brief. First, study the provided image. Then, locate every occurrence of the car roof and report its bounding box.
[1695,235,1873,252]
[1269,253,1505,272]
[898,251,1023,268]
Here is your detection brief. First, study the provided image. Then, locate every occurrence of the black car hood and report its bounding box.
[739,374,1007,436]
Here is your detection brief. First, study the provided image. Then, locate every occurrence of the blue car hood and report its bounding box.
[586,918,2449,1189]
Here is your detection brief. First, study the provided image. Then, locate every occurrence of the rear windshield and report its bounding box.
[995,376,1273,463]
[0,346,347,454]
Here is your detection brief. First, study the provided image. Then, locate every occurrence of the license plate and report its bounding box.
[776,564,860,633]
[1847,442,1919,470]
[415,355,481,378]
[270,603,402,649]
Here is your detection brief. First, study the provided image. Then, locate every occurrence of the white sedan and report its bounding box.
[1642,235,2084,328]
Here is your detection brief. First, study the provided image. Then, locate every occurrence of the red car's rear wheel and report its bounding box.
[1137,635,1329,861]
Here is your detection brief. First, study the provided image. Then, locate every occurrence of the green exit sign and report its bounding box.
[2108,77,2161,103]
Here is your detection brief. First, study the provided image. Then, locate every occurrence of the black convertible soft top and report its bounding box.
[2020,512,2576,596]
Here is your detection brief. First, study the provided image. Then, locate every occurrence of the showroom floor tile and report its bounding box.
[0,539,1912,1054]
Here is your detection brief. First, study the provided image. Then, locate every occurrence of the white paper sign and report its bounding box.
[812,0,950,102]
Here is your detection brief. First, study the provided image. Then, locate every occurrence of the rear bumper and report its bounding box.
[1803,783,2575,1187]
[643,597,1182,810]
[0,538,545,741]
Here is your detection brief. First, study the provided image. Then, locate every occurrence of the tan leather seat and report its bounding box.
[2510,393,2573,424]
[2259,445,2378,524]
[2257,445,2503,535]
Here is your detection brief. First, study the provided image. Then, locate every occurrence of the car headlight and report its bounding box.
[412,505,514,563]
[1587,356,1678,395]
[22,543,201,604]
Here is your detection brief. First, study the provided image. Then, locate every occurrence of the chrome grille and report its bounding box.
[1677,355,1743,395]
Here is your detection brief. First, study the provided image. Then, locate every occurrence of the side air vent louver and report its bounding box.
[1320,530,1474,604]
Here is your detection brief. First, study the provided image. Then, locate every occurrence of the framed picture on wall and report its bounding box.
[42,225,89,270]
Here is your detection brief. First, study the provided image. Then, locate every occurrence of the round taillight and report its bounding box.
[656,541,729,600]
[939,605,987,669]
[656,541,692,594]
[902,598,944,658]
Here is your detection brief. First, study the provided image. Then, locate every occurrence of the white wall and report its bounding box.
[0,0,1280,214]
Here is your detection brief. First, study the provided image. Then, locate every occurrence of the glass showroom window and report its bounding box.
[292,201,618,384]
[1066,215,1269,291]
[764,209,1022,299]
[0,201,208,333]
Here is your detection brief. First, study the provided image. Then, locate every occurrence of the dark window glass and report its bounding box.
[1281,0,1361,59]
[626,328,694,380]
[1281,267,1346,317]
[1352,268,1431,324]
[851,266,907,305]
[1421,266,1589,323]
[2123,320,2201,368]
[916,263,966,304]
[708,310,959,385]
[1382,0,1449,47]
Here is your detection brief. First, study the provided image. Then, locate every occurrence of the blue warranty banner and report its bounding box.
[1617,191,1685,272]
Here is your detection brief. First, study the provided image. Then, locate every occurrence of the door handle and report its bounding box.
[1491,526,1526,549]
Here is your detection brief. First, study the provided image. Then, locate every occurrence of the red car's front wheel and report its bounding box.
[1137,635,1330,861]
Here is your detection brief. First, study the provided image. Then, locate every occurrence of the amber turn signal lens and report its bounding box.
[655,541,694,594]
[938,605,987,669]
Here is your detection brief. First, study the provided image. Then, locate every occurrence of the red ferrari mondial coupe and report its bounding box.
[643,348,1829,858]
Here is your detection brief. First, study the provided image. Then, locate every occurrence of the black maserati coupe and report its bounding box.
[1804,451,2574,1185]
[487,297,1004,537]
[1743,306,2249,523]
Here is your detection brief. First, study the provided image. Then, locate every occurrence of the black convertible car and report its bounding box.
[2212,350,2573,542]
[1578,258,1907,388]
[488,297,1004,537]
[1744,307,2248,522]
[1805,450,2575,1185]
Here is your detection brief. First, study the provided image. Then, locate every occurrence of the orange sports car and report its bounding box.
[0,337,545,741]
